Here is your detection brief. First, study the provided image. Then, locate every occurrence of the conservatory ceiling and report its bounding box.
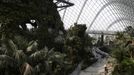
[56,0,134,34]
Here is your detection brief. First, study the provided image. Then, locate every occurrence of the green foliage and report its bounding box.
[111,45,128,63]
[0,0,95,75]
[112,58,134,75]
[112,26,134,75]
[64,24,94,69]
[125,26,134,37]
[0,0,64,49]
[0,23,95,75]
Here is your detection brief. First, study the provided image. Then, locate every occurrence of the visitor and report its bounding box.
[104,66,108,75]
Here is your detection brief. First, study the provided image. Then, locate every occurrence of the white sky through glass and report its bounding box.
[58,0,134,32]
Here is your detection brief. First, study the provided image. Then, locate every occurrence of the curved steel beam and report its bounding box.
[96,1,134,31]
[109,4,134,17]
[100,11,134,21]
[76,0,88,23]
[89,3,134,31]
[96,6,134,23]
[106,18,134,31]
[87,0,134,31]
[62,0,70,21]
[107,3,134,29]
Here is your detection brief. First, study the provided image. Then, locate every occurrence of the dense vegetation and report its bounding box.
[0,0,95,75]
[111,26,134,75]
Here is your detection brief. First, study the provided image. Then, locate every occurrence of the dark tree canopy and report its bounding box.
[0,0,63,32]
[0,0,64,49]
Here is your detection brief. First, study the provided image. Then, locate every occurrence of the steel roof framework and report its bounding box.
[57,0,134,35]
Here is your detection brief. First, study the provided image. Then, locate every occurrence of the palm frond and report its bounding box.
[26,41,38,53]
[13,50,27,65]
[0,55,17,69]
[14,36,29,50]
[1,39,17,55]
[29,46,49,62]
[8,39,18,51]
[29,50,47,63]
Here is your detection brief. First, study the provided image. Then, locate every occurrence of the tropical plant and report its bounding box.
[0,0,96,75]
[112,26,134,75]
[64,24,95,69]
[0,36,68,75]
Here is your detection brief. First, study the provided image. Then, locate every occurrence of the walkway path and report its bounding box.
[80,58,114,75]
[70,47,114,75]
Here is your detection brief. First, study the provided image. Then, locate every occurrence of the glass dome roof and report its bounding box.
[57,0,134,34]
